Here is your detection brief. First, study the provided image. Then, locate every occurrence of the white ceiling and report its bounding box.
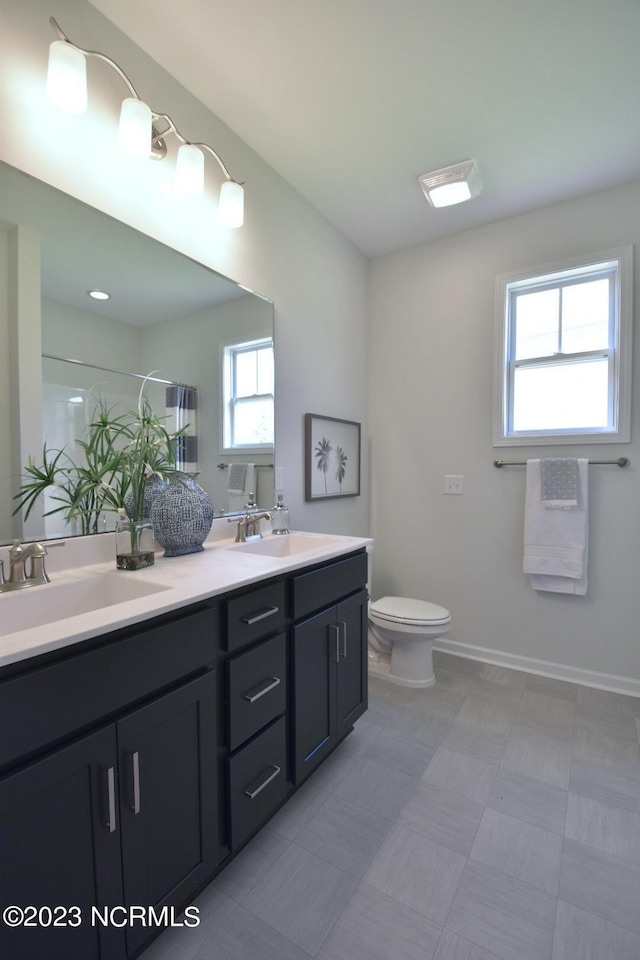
[89,0,640,258]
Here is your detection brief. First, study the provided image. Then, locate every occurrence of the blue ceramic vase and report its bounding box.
[124,473,170,522]
[150,472,214,557]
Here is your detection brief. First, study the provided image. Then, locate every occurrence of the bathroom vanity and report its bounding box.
[0,530,370,960]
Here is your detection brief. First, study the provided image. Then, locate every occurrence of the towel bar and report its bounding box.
[493,458,629,468]
[217,463,274,469]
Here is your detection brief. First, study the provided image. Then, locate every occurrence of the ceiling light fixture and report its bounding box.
[418,159,481,208]
[88,289,110,300]
[46,18,244,228]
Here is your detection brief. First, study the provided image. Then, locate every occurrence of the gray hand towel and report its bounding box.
[540,458,579,509]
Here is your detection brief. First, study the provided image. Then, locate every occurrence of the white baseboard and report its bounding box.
[432,638,640,700]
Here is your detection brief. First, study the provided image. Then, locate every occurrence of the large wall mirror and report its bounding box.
[0,162,274,545]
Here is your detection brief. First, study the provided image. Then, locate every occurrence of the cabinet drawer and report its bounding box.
[291,551,367,620]
[0,604,219,772]
[225,581,285,653]
[227,716,288,849]
[228,632,287,751]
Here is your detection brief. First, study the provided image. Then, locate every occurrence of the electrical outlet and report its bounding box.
[274,466,284,491]
[444,475,464,495]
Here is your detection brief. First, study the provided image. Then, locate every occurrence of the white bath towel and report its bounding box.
[523,458,589,595]
[227,463,256,512]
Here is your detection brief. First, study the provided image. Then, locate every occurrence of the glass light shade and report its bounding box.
[219,180,244,228]
[118,98,152,158]
[175,144,205,196]
[428,181,472,208]
[46,41,87,113]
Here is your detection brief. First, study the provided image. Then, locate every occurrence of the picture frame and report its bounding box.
[304,413,361,501]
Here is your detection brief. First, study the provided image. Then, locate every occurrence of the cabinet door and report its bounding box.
[0,726,125,960]
[336,589,368,739]
[117,672,217,956]
[292,606,337,783]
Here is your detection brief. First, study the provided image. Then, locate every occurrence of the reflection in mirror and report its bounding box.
[0,162,274,544]
[39,357,192,539]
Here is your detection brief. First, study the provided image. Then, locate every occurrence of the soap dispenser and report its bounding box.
[271,493,290,535]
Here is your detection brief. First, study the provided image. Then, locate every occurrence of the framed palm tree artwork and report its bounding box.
[304,413,361,501]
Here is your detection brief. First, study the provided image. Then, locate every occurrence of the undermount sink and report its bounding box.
[0,573,171,636]
[227,532,346,558]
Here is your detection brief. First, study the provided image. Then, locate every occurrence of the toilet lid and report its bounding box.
[370,596,451,626]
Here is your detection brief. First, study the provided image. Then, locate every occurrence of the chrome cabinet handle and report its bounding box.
[244,764,281,799]
[127,751,141,814]
[244,676,281,703]
[104,766,116,833]
[337,620,347,659]
[329,623,340,661]
[242,605,279,625]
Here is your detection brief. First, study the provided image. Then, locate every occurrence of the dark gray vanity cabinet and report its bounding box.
[291,552,368,783]
[0,547,369,960]
[223,580,290,850]
[0,604,220,960]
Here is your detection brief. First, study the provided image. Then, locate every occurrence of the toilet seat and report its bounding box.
[370,596,450,627]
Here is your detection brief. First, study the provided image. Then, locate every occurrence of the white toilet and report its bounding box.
[368,595,451,688]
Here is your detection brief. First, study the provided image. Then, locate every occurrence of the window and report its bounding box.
[221,337,274,452]
[494,247,632,445]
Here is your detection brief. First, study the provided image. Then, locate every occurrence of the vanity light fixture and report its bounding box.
[45,17,244,227]
[46,39,87,112]
[174,143,205,197]
[418,159,481,208]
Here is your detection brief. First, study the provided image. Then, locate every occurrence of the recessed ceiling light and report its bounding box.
[88,289,110,300]
[418,160,481,208]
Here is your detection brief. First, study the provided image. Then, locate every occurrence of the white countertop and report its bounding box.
[0,528,372,669]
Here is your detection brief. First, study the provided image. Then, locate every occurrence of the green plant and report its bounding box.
[13,380,184,535]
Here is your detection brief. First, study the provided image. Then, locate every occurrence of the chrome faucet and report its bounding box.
[0,539,64,592]
[229,512,272,543]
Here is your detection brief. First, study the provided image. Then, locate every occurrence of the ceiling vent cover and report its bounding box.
[418,159,481,208]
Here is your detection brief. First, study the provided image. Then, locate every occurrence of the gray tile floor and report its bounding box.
[143,653,640,960]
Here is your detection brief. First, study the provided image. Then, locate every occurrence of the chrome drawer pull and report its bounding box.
[338,620,347,659]
[244,764,281,799]
[329,623,340,662]
[128,751,141,814]
[242,605,279,626]
[244,676,281,703]
[105,766,116,833]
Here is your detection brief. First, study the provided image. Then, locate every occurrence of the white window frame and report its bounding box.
[493,246,633,446]
[220,335,274,455]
